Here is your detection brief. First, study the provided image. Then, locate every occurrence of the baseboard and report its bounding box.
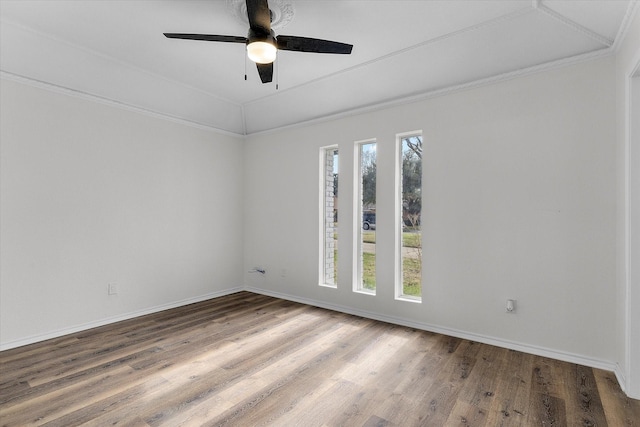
[0,286,243,351]
[244,286,619,375]
[1,284,624,391]
[614,363,628,395]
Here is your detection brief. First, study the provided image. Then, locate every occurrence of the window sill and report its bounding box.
[396,295,422,303]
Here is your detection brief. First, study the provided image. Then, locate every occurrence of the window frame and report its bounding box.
[319,145,339,288]
[395,131,423,303]
[353,139,377,295]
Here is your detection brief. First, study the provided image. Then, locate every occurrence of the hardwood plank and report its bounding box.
[403,339,480,425]
[0,364,136,425]
[1,346,163,406]
[564,363,608,426]
[484,349,534,426]
[368,393,416,427]
[0,292,638,426]
[88,310,337,425]
[37,375,170,427]
[445,344,507,426]
[528,392,568,427]
[141,317,350,425]
[1,292,271,388]
[529,356,569,426]
[362,414,395,427]
[593,368,640,425]
[196,324,371,426]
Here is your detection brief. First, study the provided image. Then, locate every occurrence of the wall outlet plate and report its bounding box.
[506,299,516,313]
[108,283,118,295]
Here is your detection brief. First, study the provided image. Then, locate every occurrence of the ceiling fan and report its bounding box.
[164,0,353,84]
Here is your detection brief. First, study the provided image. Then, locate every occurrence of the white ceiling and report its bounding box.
[0,0,636,135]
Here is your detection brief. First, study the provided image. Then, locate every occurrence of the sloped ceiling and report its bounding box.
[0,0,636,135]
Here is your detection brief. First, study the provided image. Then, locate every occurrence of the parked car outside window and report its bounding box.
[363,212,376,230]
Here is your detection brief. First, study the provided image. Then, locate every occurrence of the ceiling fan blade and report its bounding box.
[164,33,247,43]
[277,35,353,54]
[246,0,271,32]
[256,62,273,83]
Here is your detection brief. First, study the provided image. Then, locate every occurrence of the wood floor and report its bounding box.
[1,292,638,426]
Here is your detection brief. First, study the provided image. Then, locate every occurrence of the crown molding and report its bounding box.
[0,18,242,108]
[2,2,632,138]
[247,47,615,138]
[536,3,613,47]
[612,0,640,51]
[0,71,245,138]
[1,18,246,135]
[243,6,535,109]
[2,42,614,140]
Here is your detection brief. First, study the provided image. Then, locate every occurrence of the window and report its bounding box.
[397,134,422,300]
[320,146,338,287]
[355,140,376,294]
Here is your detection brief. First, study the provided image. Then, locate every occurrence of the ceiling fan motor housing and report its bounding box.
[248,27,276,46]
[165,0,352,83]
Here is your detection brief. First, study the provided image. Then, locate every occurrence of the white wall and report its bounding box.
[0,78,244,349]
[0,35,632,396]
[244,57,618,368]
[616,7,640,399]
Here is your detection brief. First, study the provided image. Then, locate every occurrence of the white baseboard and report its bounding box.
[244,286,620,375]
[614,363,628,395]
[1,284,626,394]
[0,286,243,351]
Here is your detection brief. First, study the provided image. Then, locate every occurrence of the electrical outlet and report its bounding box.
[506,299,516,313]
[108,283,118,295]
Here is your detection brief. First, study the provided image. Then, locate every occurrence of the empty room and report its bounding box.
[1,0,640,425]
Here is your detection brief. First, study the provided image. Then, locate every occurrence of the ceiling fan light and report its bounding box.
[247,41,277,64]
